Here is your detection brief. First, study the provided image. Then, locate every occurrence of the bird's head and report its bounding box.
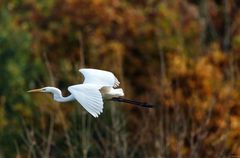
[28,87,60,93]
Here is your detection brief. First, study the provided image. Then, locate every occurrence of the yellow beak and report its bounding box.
[27,89,42,93]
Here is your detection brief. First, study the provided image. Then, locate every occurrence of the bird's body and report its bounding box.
[47,84,124,102]
[28,68,153,117]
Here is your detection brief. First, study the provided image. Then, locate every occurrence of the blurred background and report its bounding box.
[0,0,240,157]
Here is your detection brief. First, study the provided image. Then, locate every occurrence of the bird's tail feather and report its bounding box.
[111,97,155,108]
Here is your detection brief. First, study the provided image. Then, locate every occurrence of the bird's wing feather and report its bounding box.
[79,68,120,87]
[68,84,103,117]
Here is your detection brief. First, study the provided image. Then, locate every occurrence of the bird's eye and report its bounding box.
[42,88,46,91]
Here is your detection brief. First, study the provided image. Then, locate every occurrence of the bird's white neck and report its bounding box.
[52,88,74,102]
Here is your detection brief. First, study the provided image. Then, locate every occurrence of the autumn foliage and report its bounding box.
[0,0,240,157]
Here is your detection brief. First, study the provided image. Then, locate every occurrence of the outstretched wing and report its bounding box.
[79,68,120,87]
[68,84,103,118]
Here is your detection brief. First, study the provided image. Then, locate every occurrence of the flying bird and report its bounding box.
[28,68,154,117]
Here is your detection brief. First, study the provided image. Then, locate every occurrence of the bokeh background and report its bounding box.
[0,0,240,157]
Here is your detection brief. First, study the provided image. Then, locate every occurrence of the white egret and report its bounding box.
[28,68,153,117]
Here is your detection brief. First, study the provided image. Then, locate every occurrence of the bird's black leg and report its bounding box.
[110,97,155,108]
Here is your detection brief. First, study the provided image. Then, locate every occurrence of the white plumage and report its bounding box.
[80,69,120,88]
[68,84,104,117]
[28,68,124,117]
